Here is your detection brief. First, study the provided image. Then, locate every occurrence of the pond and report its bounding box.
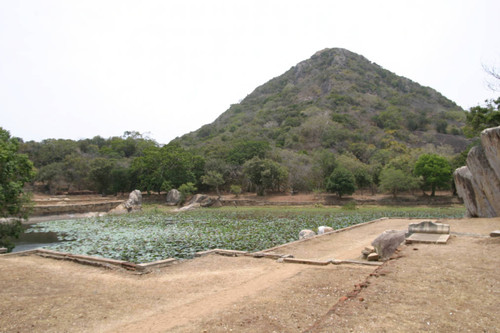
[20,206,466,263]
[12,224,63,253]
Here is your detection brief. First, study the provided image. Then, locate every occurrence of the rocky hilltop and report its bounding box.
[454,126,500,217]
[176,48,468,156]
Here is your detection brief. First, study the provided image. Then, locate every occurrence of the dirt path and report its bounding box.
[1,217,499,332]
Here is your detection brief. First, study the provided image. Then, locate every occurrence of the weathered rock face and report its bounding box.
[166,189,181,206]
[371,230,405,261]
[454,126,500,217]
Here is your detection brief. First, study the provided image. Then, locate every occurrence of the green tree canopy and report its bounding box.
[0,128,36,252]
[379,167,420,198]
[131,144,204,194]
[227,140,270,165]
[89,158,115,195]
[325,167,356,198]
[243,157,288,196]
[464,97,500,137]
[0,128,35,218]
[201,171,224,197]
[413,153,452,196]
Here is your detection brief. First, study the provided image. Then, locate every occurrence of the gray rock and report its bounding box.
[177,203,201,212]
[109,190,142,214]
[0,247,7,254]
[466,146,500,216]
[371,230,405,260]
[318,226,334,235]
[408,221,450,234]
[454,167,487,217]
[481,127,500,180]
[299,229,316,240]
[367,253,379,261]
[166,189,181,206]
[454,126,500,217]
[124,190,142,209]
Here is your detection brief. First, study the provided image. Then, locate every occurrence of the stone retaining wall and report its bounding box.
[31,201,123,216]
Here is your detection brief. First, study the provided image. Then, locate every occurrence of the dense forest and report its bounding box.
[5,48,500,199]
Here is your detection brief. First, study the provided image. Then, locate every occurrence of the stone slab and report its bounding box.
[490,230,500,237]
[405,233,450,244]
[408,221,450,234]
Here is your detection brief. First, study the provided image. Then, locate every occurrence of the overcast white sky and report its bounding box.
[1,1,499,144]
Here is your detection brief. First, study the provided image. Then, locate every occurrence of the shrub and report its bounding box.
[230,185,242,197]
[178,182,197,204]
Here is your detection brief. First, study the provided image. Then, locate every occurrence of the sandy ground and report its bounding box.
[1,217,499,332]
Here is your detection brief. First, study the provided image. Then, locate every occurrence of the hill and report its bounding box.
[176,48,468,157]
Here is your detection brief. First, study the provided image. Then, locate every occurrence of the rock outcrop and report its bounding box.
[454,126,500,217]
[109,190,142,214]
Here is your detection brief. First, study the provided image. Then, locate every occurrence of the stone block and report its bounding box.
[408,221,450,234]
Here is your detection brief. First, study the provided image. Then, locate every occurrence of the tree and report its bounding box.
[336,153,373,192]
[178,182,197,204]
[0,220,23,252]
[243,157,288,196]
[131,144,205,194]
[483,63,500,92]
[278,150,314,192]
[414,154,452,196]
[0,128,35,252]
[0,128,35,218]
[464,97,500,137]
[325,167,356,198]
[201,171,224,197]
[379,167,420,198]
[310,149,337,190]
[227,140,270,165]
[89,158,115,195]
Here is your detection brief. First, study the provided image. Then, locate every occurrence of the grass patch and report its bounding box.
[28,205,465,263]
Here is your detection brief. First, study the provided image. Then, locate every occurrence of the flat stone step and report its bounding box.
[405,233,450,244]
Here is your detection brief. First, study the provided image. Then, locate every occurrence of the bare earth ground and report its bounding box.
[1,217,499,332]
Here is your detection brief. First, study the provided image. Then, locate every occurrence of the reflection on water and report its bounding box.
[12,225,62,253]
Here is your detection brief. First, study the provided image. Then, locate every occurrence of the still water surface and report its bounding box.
[12,224,62,252]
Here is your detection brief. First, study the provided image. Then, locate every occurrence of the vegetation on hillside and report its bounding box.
[11,48,491,199]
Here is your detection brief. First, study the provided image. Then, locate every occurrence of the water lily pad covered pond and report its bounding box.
[27,206,465,263]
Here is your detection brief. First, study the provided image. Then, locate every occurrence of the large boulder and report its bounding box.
[173,194,222,212]
[299,229,316,240]
[109,190,142,214]
[166,189,181,206]
[187,194,222,208]
[454,126,500,217]
[125,190,142,208]
[318,226,334,235]
[371,230,406,261]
